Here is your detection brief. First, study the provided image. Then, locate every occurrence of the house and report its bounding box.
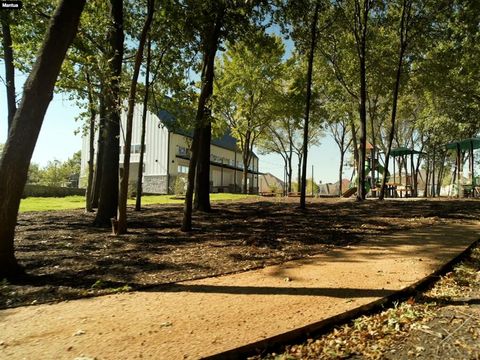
[80,104,260,194]
[258,173,284,194]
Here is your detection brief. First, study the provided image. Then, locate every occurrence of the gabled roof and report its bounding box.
[157,109,257,157]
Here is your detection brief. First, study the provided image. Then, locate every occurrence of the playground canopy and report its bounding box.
[444,137,480,197]
[390,147,424,156]
[445,137,480,151]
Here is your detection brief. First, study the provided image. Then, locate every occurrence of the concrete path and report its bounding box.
[1,221,479,360]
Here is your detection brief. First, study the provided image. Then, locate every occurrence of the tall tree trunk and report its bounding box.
[339,149,345,196]
[350,117,359,180]
[1,12,16,133]
[85,72,96,212]
[182,9,223,231]
[241,141,251,195]
[116,0,154,234]
[424,154,430,197]
[356,0,370,201]
[240,132,251,195]
[91,89,106,208]
[379,0,410,200]
[300,0,320,209]
[297,152,302,191]
[436,153,446,196]
[0,0,85,279]
[94,0,124,227]
[288,143,293,192]
[135,36,152,212]
[194,122,212,210]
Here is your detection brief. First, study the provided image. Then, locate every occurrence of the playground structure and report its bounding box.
[343,143,428,198]
[444,137,480,198]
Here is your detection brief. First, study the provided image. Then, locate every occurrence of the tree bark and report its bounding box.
[300,0,320,209]
[135,36,152,212]
[85,72,96,212]
[0,0,85,279]
[194,122,212,211]
[94,0,124,227]
[91,89,106,208]
[116,0,154,234]
[356,0,370,201]
[339,149,345,197]
[1,12,16,132]
[182,9,223,231]
[379,0,410,200]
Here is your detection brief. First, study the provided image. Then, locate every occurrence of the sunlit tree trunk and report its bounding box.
[300,0,320,209]
[182,11,223,231]
[85,72,96,212]
[135,36,152,212]
[116,0,154,234]
[1,12,16,133]
[0,0,86,279]
[94,0,124,227]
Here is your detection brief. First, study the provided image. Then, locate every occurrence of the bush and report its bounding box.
[23,185,85,198]
[173,175,187,196]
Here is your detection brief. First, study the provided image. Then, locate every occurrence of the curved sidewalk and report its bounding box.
[1,221,479,359]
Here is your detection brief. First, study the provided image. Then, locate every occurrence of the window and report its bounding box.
[178,165,188,174]
[132,144,145,154]
[178,146,189,156]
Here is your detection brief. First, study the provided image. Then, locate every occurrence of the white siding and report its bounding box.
[80,104,169,181]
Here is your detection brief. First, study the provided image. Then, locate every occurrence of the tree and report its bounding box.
[1,11,16,132]
[182,0,269,230]
[135,36,151,212]
[300,0,321,209]
[327,114,352,196]
[94,0,124,227]
[214,32,285,194]
[0,0,86,279]
[116,0,155,235]
[379,0,414,200]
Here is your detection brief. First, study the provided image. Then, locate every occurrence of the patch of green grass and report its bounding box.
[19,195,86,212]
[19,193,258,212]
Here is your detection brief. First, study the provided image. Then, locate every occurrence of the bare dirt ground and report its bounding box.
[257,224,480,360]
[2,197,480,311]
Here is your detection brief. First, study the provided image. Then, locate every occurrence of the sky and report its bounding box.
[0,25,350,186]
[0,69,348,186]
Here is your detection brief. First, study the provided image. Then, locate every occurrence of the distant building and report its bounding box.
[80,104,260,194]
[318,178,351,196]
[258,173,284,193]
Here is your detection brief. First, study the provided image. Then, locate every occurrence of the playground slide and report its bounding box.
[342,187,357,198]
[342,163,391,198]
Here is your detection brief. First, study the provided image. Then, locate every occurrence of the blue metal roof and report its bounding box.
[157,109,244,153]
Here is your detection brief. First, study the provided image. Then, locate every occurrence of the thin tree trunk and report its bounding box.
[94,0,124,227]
[300,0,320,209]
[424,154,430,197]
[288,143,293,192]
[379,0,409,200]
[182,9,223,231]
[350,117,359,180]
[116,0,154,234]
[1,12,16,132]
[356,0,370,201]
[297,152,302,192]
[436,153,446,196]
[0,0,85,279]
[85,72,96,212]
[91,89,106,208]
[135,36,151,212]
[339,150,345,197]
[194,122,212,210]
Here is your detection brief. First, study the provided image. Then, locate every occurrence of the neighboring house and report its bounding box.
[80,104,260,194]
[258,173,284,194]
[318,179,351,196]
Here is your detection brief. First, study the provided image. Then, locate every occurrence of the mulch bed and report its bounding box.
[2,197,480,309]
